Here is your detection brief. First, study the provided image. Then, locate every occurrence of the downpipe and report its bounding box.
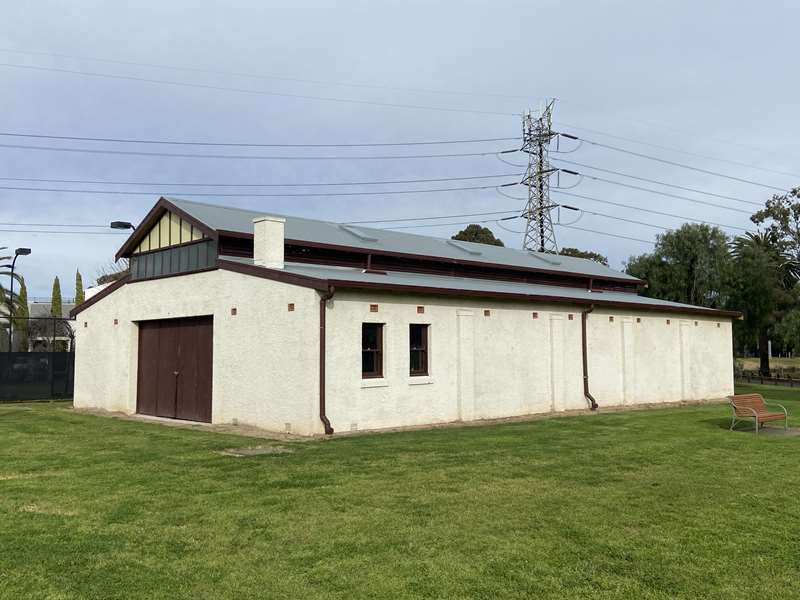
[581,305,599,411]
[319,286,335,435]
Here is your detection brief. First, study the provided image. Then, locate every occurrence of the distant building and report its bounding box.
[71,197,737,435]
[28,301,76,352]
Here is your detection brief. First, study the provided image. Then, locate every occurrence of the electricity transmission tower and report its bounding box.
[521,100,559,253]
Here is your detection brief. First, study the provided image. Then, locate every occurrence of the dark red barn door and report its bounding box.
[136,316,213,422]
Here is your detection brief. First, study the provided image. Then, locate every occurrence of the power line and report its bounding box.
[0,182,517,197]
[557,223,655,245]
[565,133,789,192]
[0,172,522,187]
[0,228,126,235]
[389,216,656,245]
[0,130,518,148]
[346,209,521,224]
[0,62,517,118]
[3,48,791,172]
[551,190,749,232]
[552,158,760,207]
[0,47,536,103]
[556,97,799,162]
[545,173,754,215]
[554,119,800,180]
[0,141,514,161]
[387,218,507,230]
[0,221,108,228]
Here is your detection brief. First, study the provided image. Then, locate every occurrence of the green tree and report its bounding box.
[774,307,800,355]
[728,232,799,375]
[51,276,63,318]
[451,224,504,247]
[625,224,731,308]
[751,188,800,259]
[75,269,85,304]
[13,277,29,352]
[559,247,609,266]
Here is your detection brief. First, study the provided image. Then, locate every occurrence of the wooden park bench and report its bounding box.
[728,393,788,434]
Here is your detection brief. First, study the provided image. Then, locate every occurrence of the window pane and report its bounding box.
[362,324,383,377]
[409,324,429,375]
[362,351,376,374]
[363,324,378,350]
[410,324,423,347]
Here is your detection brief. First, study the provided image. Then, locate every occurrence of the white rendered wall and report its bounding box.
[324,291,734,433]
[74,275,735,437]
[73,270,322,435]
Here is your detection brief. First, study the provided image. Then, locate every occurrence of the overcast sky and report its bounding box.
[1,1,797,297]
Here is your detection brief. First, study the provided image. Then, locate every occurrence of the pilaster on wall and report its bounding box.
[126,321,139,414]
[456,310,475,421]
[621,317,635,405]
[549,314,565,412]
[679,320,692,400]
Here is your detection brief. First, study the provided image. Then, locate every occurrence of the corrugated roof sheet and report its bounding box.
[220,256,733,316]
[166,197,640,283]
[29,302,76,319]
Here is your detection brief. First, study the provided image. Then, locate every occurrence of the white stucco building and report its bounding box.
[72,197,737,435]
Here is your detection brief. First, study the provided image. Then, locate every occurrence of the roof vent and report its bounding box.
[338,224,378,242]
[526,251,561,267]
[446,240,482,256]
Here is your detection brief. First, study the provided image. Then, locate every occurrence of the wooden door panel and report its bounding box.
[137,316,213,423]
[136,321,160,416]
[155,321,180,419]
[175,316,213,422]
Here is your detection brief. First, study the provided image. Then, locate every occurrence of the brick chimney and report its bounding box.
[252,216,285,269]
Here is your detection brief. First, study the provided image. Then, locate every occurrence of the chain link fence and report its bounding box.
[0,316,75,401]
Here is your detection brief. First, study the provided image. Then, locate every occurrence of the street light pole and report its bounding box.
[8,248,31,353]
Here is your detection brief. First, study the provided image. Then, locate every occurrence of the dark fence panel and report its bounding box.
[0,352,74,400]
[735,375,800,388]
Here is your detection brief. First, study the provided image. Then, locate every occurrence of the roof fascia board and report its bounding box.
[69,274,130,318]
[217,259,329,290]
[115,197,219,261]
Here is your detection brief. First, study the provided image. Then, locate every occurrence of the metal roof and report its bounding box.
[219,256,736,317]
[165,197,640,283]
[29,302,76,319]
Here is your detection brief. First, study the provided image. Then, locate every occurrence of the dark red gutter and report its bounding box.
[319,286,335,435]
[581,305,598,410]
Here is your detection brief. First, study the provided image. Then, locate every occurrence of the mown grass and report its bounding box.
[1,385,799,599]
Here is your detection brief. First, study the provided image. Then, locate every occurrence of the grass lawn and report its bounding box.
[2,385,800,599]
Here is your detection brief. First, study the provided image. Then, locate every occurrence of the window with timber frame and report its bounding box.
[409,324,429,376]
[362,323,384,378]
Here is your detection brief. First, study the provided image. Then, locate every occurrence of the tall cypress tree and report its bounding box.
[51,276,62,317]
[75,269,85,304]
[14,278,29,352]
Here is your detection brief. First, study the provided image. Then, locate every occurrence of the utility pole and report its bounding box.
[521,100,559,253]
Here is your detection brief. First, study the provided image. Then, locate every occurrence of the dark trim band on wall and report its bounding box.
[128,237,209,258]
[127,266,219,285]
